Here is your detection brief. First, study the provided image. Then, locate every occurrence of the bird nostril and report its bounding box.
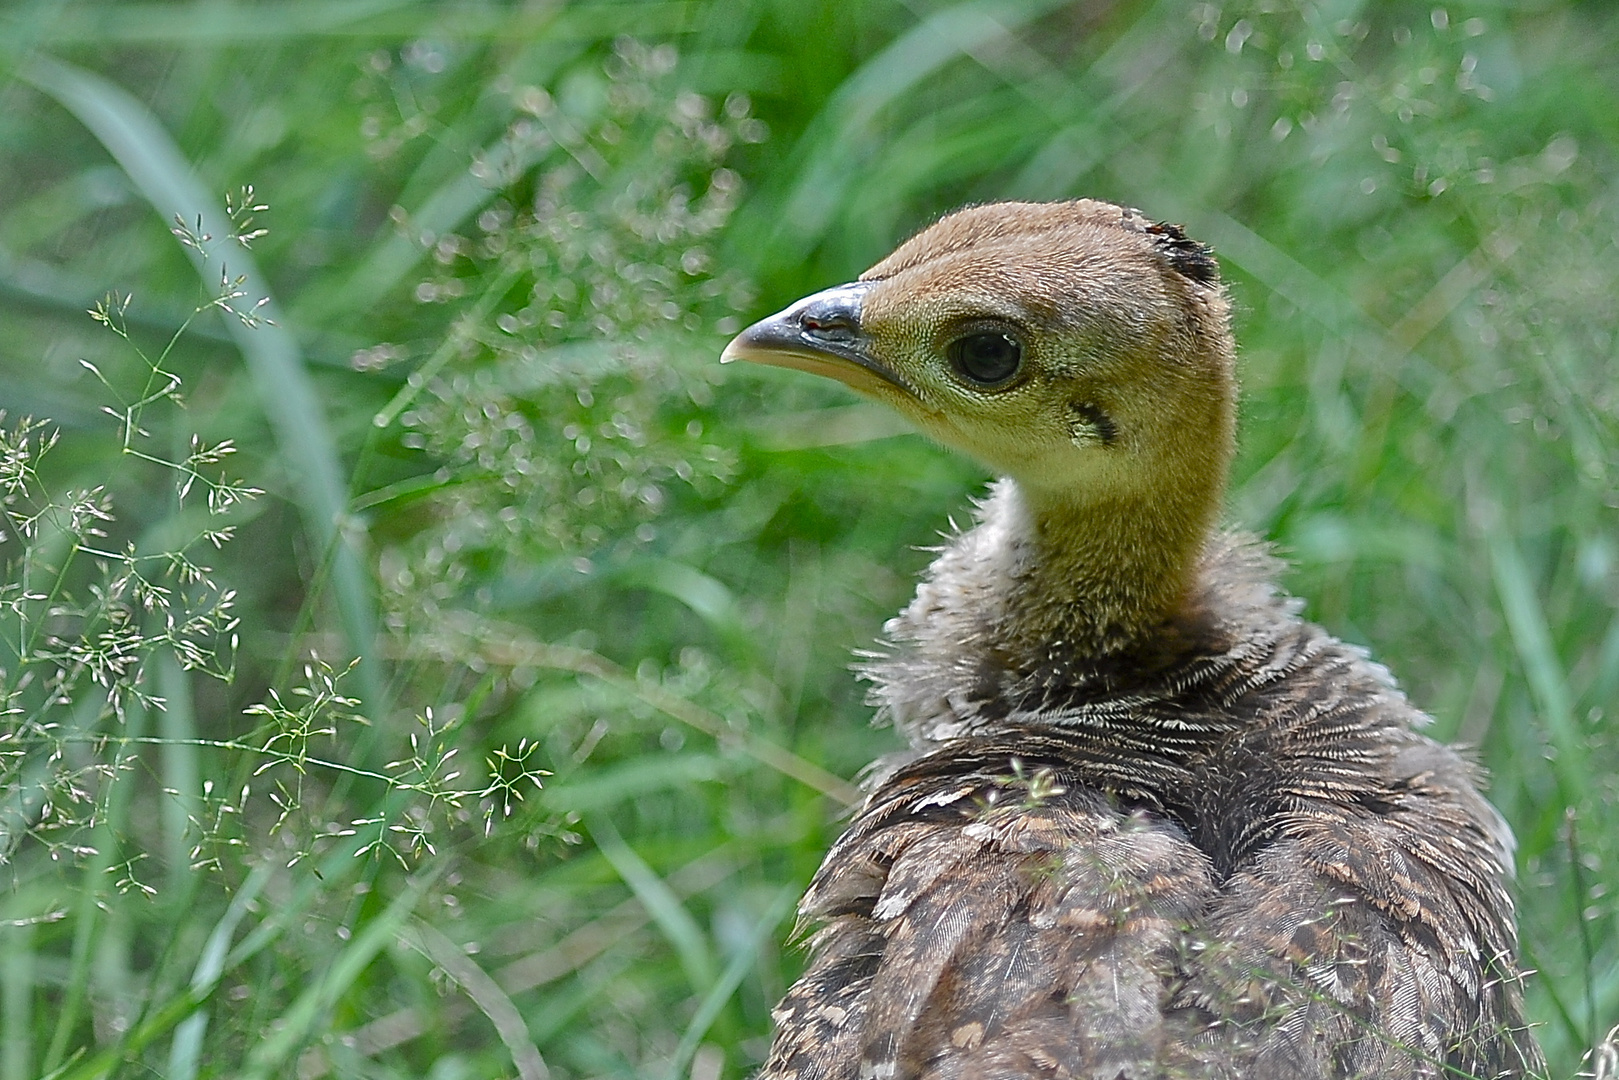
[799,302,859,340]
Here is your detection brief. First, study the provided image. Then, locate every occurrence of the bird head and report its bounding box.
[723,200,1236,518]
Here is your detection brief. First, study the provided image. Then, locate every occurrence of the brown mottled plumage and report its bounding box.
[722,200,1544,1079]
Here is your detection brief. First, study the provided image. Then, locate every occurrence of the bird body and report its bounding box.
[723,200,1543,1079]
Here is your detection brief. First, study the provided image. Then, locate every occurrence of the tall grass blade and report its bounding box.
[156,650,201,893]
[19,54,380,706]
[613,558,755,662]
[41,694,142,1075]
[304,141,546,325]
[1,923,32,1080]
[762,0,1071,262]
[164,863,272,1080]
[1490,534,1584,803]
[400,919,548,1080]
[2,0,409,46]
[662,886,795,1080]
[239,862,441,1080]
[587,815,717,993]
[5,1,697,46]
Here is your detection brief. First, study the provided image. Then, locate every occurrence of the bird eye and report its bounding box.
[947,332,1023,388]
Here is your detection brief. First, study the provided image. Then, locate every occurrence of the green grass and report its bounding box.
[0,1,1615,1077]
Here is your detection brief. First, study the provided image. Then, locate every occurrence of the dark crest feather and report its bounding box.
[1145,219,1219,284]
[1115,205,1220,285]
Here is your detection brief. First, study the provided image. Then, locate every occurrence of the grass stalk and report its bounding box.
[238,861,442,1080]
[662,886,795,1080]
[587,814,717,994]
[400,919,548,1080]
[156,651,202,895]
[164,863,272,1080]
[1,923,32,1080]
[18,54,381,710]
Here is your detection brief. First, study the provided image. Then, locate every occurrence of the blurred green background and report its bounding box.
[0,1,1615,1077]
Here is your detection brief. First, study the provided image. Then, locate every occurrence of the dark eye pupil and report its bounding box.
[949,332,1022,386]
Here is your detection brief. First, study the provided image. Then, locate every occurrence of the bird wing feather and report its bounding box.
[763,765,1224,1080]
[760,751,1545,1080]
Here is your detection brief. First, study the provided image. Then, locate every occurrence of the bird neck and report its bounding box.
[995,474,1222,663]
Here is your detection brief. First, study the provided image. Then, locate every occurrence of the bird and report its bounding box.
[720,199,1545,1080]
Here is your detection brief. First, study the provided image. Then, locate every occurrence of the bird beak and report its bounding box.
[720,282,913,396]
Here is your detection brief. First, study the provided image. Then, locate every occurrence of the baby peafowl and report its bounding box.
[723,199,1544,1080]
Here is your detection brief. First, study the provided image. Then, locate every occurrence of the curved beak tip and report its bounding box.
[715,280,875,365]
[716,316,778,368]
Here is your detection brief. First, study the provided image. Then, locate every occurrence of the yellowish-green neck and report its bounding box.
[996,468,1226,662]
